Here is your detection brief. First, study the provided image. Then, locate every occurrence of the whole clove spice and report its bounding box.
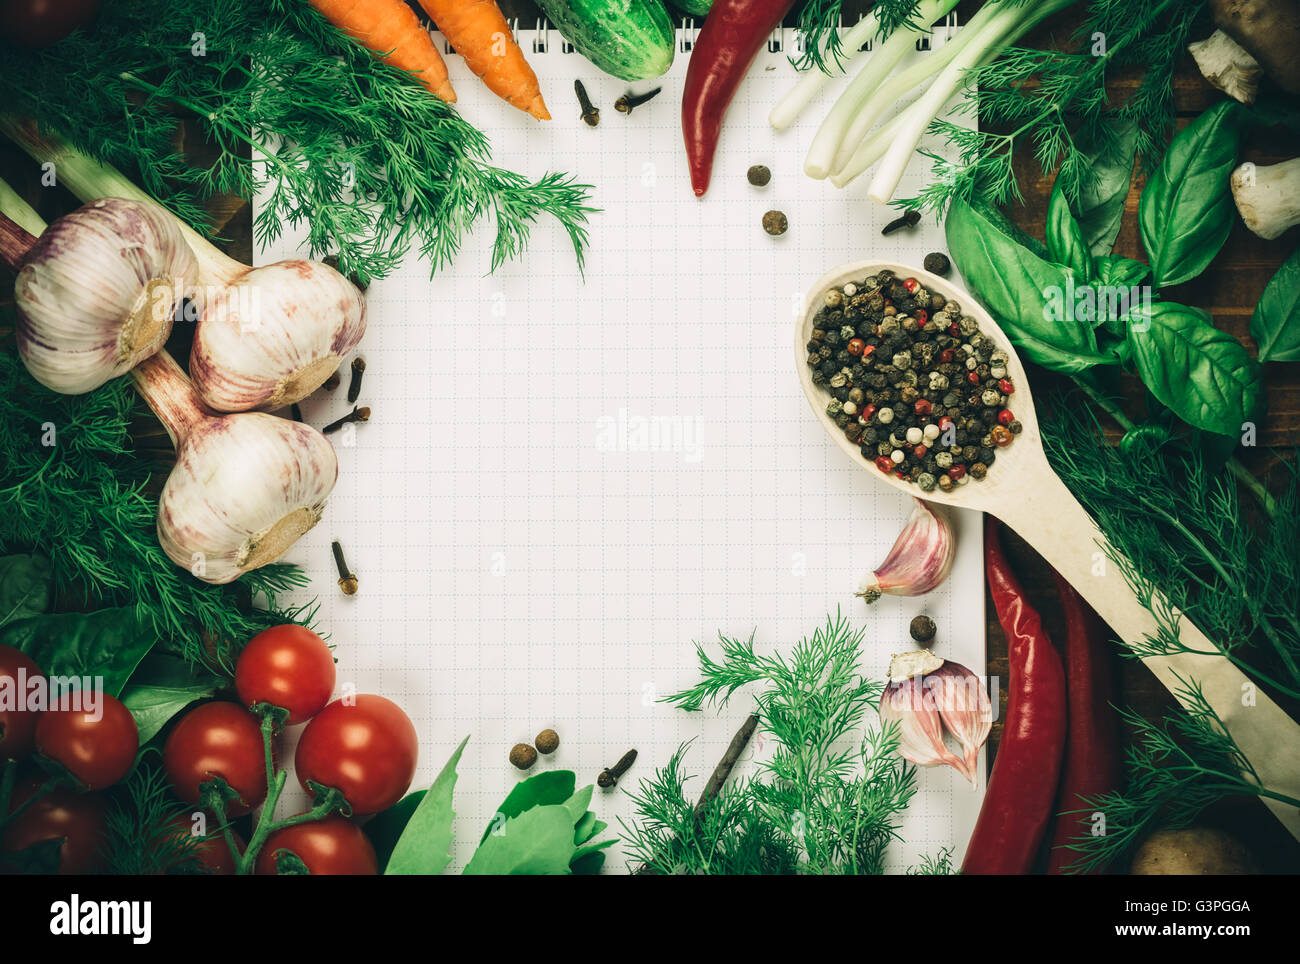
[331,539,358,595]
[322,405,370,434]
[322,368,341,392]
[881,210,921,235]
[575,80,599,127]
[347,356,365,403]
[614,87,662,115]
[597,748,637,788]
[290,402,304,423]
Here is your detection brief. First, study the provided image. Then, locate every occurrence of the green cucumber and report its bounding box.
[670,0,713,16]
[539,0,675,81]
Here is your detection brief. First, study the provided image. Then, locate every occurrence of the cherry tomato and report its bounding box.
[0,644,42,761]
[34,693,137,789]
[255,816,378,875]
[295,695,417,815]
[0,0,100,48]
[2,780,108,874]
[163,702,267,816]
[235,625,335,725]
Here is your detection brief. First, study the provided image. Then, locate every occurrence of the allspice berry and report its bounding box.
[909,614,937,646]
[509,743,538,770]
[923,252,951,276]
[536,729,560,755]
[762,210,788,236]
[747,164,771,187]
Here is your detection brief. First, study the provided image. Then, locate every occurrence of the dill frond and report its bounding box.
[102,754,213,875]
[0,0,594,285]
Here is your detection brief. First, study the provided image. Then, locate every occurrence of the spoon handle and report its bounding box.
[998,468,1300,841]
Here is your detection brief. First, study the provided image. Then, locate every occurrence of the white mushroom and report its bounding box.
[1188,30,1262,103]
[1231,158,1300,240]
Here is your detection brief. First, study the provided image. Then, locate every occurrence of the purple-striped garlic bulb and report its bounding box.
[189,257,367,412]
[12,198,197,394]
[133,350,338,584]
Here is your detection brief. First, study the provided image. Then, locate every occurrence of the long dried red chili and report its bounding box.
[962,516,1067,875]
[681,0,796,196]
[1044,569,1121,874]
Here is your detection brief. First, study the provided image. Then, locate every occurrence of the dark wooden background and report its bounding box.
[2,0,1297,870]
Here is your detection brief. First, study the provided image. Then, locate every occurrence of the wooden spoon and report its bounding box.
[796,259,1300,840]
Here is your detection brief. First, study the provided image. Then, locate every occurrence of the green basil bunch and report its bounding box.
[944,106,1265,442]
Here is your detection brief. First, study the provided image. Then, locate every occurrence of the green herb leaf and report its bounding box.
[1046,184,1092,278]
[1138,102,1241,289]
[1071,119,1138,256]
[1250,247,1300,363]
[946,198,1112,372]
[0,553,52,629]
[0,608,158,697]
[1125,302,1264,436]
[365,790,426,871]
[119,654,221,744]
[1092,254,1152,290]
[385,735,470,876]
[463,804,578,876]
[480,769,576,845]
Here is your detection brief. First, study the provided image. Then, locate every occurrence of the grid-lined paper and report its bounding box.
[256,25,987,873]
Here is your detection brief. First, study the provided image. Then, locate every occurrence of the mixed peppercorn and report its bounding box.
[806,270,1021,491]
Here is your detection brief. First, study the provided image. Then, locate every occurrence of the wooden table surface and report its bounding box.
[2,0,1297,871]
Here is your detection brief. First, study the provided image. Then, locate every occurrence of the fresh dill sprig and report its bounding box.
[621,614,926,875]
[101,754,211,875]
[896,0,1208,215]
[0,0,594,285]
[0,342,312,670]
[1060,675,1300,874]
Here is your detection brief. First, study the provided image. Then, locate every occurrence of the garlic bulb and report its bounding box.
[856,498,956,603]
[880,652,990,785]
[134,351,338,584]
[13,198,197,394]
[190,259,367,412]
[880,674,971,781]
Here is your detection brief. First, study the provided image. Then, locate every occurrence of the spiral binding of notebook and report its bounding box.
[258,23,985,873]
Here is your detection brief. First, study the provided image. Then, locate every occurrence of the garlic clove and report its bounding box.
[888,649,944,682]
[190,260,367,413]
[15,198,196,394]
[926,661,992,783]
[856,498,956,603]
[880,674,971,781]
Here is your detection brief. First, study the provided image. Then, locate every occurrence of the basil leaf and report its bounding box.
[1126,302,1264,436]
[119,654,221,744]
[0,554,52,629]
[1138,102,1241,288]
[1250,247,1300,362]
[1046,183,1091,278]
[946,198,1109,373]
[385,735,469,875]
[463,804,577,876]
[480,769,576,845]
[0,608,159,696]
[366,790,426,871]
[1092,254,1151,290]
[1072,118,1138,256]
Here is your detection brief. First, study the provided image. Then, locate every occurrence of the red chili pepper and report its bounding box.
[682,0,797,196]
[963,517,1067,875]
[1044,570,1121,874]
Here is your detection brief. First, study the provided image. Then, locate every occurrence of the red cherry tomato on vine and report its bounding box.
[2,780,108,874]
[295,695,417,815]
[255,816,378,875]
[35,693,137,789]
[0,0,100,48]
[163,702,267,816]
[235,625,335,725]
[0,644,42,760]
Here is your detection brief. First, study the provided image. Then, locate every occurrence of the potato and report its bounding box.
[1130,827,1259,875]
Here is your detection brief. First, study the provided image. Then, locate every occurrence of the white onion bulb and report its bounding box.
[15,198,196,394]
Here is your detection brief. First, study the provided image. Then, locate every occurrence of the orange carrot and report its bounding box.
[416,0,549,120]
[309,0,457,103]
